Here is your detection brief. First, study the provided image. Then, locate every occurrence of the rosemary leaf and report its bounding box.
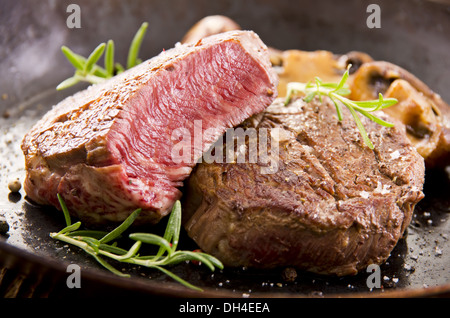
[61,46,85,70]
[169,250,215,271]
[58,22,148,90]
[83,74,107,85]
[98,243,128,255]
[84,43,106,73]
[57,193,71,226]
[347,105,374,149]
[157,202,179,257]
[129,233,173,255]
[58,221,81,235]
[197,253,224,270]
[67,230,110,239]
[284,64,398,149]
[115,62,125,74]
[352,97,398,111]
[105,40,115,76]
[99,208,142,244]
[168,200,182,252]
[56,76,81,91]
[151,265,203,291]
[127,22,148,69]
[357,109,395,128]
[51,197,223,291]
[331,98,344,121]
[92,253,129,277]
[115,240,142,261]
[91,65,109,78]
[77,236,101,254]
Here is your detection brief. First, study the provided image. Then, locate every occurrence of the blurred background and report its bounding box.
[1,0,449,110]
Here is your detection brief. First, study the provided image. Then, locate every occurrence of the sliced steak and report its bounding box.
[182,97,425,276]
[21,30,278,225]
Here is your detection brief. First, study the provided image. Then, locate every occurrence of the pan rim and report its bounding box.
[1,238,449,298]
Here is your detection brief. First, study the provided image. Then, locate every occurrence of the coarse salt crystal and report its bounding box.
[390,150,400,160]
[360,191,370,199]
[374,181,391,194]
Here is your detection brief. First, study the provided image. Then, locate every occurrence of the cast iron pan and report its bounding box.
[1,0,450,298]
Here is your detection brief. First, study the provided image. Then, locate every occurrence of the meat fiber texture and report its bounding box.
[183,97,425,276]
[21,30,278,225]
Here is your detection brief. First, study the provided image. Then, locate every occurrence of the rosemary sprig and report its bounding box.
[56,22,149,90]
[284,65,398,149]
[50,196,223,291]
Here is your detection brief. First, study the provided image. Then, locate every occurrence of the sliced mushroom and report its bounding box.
[337,51,374,74]
[180,16,450,168]
[181,16,287,66]
[275,50,342,97]
[384,79,442,158]
[181,15,241,44]
[275,50,373,97]
[349,61,450,167]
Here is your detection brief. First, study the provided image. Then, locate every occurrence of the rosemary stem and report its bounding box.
[50,232,94,253]
[283,66,397,150]
[50,196,221,291]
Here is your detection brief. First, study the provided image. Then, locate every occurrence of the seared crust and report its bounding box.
[21,31,278,225]
[183,97,425,276]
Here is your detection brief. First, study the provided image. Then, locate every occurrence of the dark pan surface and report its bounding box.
[1,0,450,297]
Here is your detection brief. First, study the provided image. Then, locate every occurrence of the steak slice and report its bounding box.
[21,30,278,225]
[182,97,425,276]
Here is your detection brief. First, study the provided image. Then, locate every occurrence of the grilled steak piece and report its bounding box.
[182,97,425,276]
[21,30,278,225]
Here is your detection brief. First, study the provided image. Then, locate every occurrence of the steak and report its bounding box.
[182,97,425,276]
[21,30,278,225]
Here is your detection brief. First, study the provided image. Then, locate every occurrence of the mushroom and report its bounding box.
[276,50,373,97]
[337,51,374,74]
[349,61,450,167]
[181,15,241,44]
[180,16,450,167]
